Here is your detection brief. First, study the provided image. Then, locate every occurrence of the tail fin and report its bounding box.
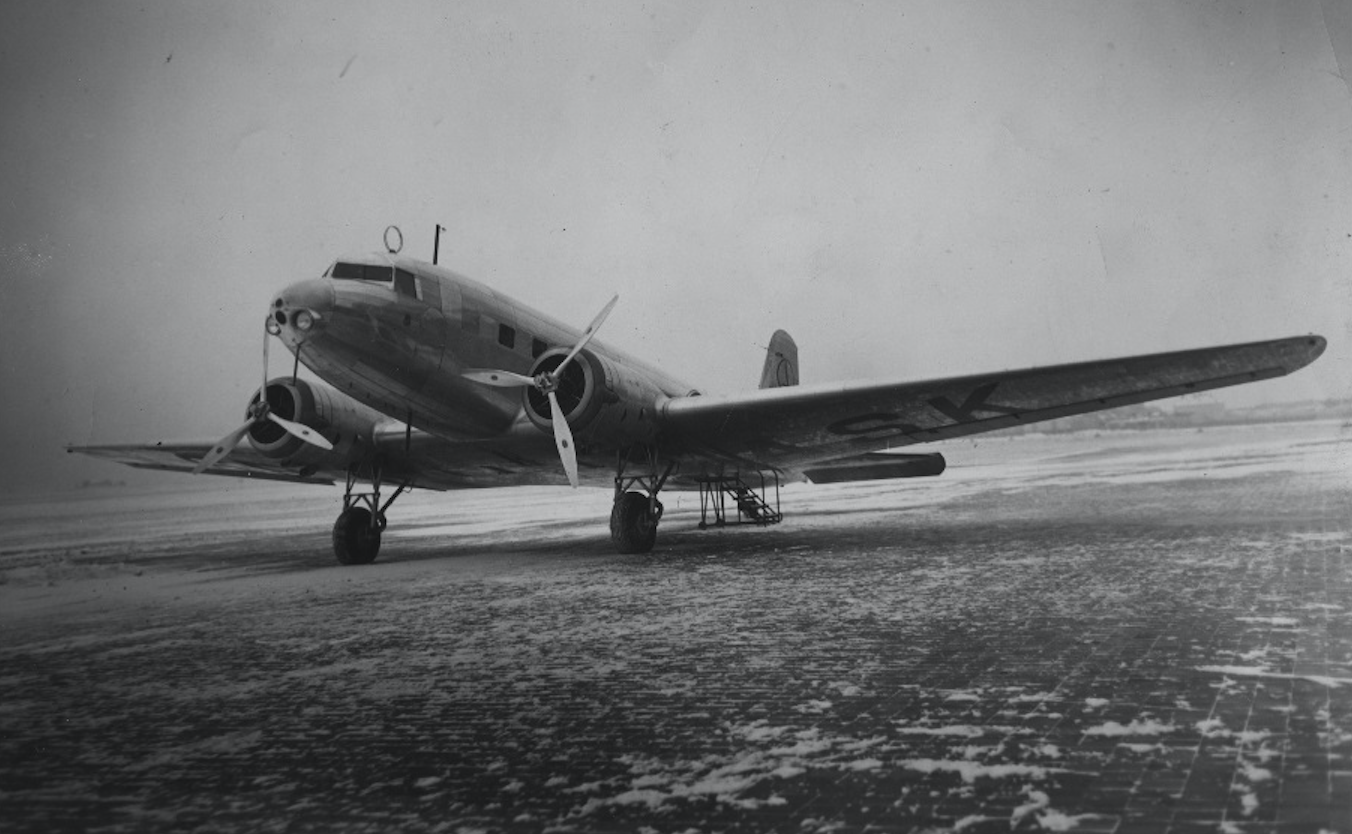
[759,330,799,389]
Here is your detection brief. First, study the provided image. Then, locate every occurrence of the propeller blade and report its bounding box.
[547,389,579,488]
[193,420,254,475]
[266,412,335,451]
[463,369,537,388]
[262,325,270,398]
[556,294,618,376]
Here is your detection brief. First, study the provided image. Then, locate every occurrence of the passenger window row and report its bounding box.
[461,310,549,359]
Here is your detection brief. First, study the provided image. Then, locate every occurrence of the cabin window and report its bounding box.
[330,262,393,282]
[394,269,417,298]
[531,338,548,358]
[498,324,516,349]
[462,309,480,333]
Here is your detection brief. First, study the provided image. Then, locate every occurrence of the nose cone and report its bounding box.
[270,278,334,346]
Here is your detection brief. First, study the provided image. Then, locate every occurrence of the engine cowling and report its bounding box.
[523,349,676,448]
[246,378,386,469]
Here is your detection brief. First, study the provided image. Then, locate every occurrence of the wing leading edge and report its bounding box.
[658,335,1327,471]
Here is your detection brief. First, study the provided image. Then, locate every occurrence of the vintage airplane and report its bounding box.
[71,231,1327,563]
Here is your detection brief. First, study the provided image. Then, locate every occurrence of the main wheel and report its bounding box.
[610,491,661,554]
[333,507,382,565]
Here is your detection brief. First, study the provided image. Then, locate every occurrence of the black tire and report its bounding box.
[333,507,382,565]
[610,491,660,554]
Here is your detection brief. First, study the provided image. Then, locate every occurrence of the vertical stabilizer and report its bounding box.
[759,330,799,389]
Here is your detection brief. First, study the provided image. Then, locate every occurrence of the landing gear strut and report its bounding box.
[333,460,409,565]
[611,445,674,554]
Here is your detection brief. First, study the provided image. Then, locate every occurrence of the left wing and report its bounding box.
[70,441,339,485]
[658,335,1326,471]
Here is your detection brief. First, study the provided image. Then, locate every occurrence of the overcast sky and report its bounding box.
[3,1,1350,492]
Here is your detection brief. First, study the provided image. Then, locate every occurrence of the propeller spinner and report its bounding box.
[193,324,334,474]
[464,294,618,488]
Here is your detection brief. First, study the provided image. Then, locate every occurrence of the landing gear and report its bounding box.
[333,506,383,565]
[611,491,660,554]
[334,460,409,566]
[611,445,673,554]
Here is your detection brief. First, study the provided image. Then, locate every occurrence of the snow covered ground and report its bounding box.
[1,420,1349,832]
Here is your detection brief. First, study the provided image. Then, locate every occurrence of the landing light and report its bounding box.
[294,310,314,331]
[265,317,282,336]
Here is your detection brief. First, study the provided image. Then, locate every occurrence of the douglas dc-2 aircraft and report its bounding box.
[72,232,1326,563]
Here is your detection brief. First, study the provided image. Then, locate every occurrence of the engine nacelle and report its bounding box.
[246,378,387,470]
[524,349,678,448]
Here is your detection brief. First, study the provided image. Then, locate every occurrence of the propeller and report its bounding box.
[464,294,618,488]
[193,324,334,474]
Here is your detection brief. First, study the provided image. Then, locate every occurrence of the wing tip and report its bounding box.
[1289,333,1327,372]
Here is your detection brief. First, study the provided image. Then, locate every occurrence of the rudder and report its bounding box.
[759,330,799,389]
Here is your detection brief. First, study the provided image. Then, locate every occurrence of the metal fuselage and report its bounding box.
[270,255,695,448]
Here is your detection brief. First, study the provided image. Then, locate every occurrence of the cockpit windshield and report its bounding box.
[329,262,393,282]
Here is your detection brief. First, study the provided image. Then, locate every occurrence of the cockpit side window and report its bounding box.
[330,262,393,283]
[394,268,417,298]
[417,276,442,308]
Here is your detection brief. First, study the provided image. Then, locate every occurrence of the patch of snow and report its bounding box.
[731,721,793,742]
[1039,810,1115,831]
[1118,743,1166,754]
[1288,531,1349,542]
[1084,697,1110,709]
[794,699,833,714]
[893,724,985,738]
[1008,691,1057,704]
[1197,665,1352,688]
[898,759,1060,783]
[844,758,883,771]
[1197,718,1228,737]
[606,789,667,809]
[1084,719,1177,737]
[769,738,837,758]
[839,737,885,752]
[1236,616,1300,627]
[1011,788,1050,824]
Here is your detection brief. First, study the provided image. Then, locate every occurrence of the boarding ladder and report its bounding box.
[697,471,783,528]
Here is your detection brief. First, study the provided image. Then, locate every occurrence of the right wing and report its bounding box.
[658,335,1327,471]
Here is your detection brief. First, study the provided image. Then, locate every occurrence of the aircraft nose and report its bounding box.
[268,278,334,344]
